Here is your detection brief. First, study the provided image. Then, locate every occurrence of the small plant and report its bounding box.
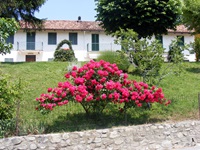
[167,37,185,63]
[36,60,170,116]
[0,71,24,138]
[54,39,77,62]
[96,51,131,72]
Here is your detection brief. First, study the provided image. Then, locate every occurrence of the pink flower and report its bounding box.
[101,94,107,100]
[103,71,108,76]
[75,95,83,102]
[106,81,115,90]
[47,88,52,93]
[124,73,128,79]
[139,94,146,101]
[86,95,93,102]
[108,93,113,99]
[62,92,67,98]
[72,66,77,71]
[97,70,104,77]
[78,68,84,73]
[96,84,103,90]
[119,99,124,103]
[71,71,77,78]
[121,88,129,97]
[58,102,63,106]
[100,77,106,83]
[48,95,53,100]
[151,85,156,90]
[113,92,120,100]
[74,77,85,85]
[65,73,70,78]
[58,82,63,88]
[69,86,76,95]
[63,82,71,88]
[56,90,62,96]
[88,63,95,69]
[91,79,97,85]
[63,100,69,104]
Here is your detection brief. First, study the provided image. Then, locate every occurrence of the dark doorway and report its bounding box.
[26,55,36,62]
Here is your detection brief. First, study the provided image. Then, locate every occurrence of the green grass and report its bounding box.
[1,61,200,136]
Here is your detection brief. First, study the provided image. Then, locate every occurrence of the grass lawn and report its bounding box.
[0,61,200,136]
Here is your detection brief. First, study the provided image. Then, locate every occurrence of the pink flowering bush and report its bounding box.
[36,60,170,115]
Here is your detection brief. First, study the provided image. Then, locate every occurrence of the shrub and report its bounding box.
[36,60,170,116]
[167,37,187,63]
[0,71,23,138]
[54,39,77,62]
[193,37,200,62]
[54,49,77,62]
[0,73,15,120]
[96,51,131,72]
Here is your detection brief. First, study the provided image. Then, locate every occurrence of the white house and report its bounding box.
[0,19,195,62]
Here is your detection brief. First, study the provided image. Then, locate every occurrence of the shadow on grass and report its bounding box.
[185,67,200,73]
[44,110,165,134]
[1,62,27,65]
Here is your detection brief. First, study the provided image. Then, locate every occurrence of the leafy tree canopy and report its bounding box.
[0,0,46,28]
[182,0,200,34]
[96,0,182,37]
[0,18,19,55]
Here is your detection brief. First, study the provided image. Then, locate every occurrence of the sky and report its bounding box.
[35,0,97,21]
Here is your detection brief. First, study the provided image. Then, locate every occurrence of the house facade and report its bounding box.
[0,20,195,62]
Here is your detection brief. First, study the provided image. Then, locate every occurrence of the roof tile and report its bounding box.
[20,20,193,33]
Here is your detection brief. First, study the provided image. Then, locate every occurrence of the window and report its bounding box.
[69,33,78,45]
[155,35,163,46]
[5,58,13,62]
[92,34,99,51]
[177,36,184,46]
[27,32,35,50]
[6,35,14,44]
[48,33,57,45]
[48,58,54,61]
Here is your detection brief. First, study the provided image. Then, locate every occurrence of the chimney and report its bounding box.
[78,16,81,22]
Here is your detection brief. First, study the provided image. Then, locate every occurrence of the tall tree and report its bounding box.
[0,18,19,55]
[96,0,182,37]
[0,0,46,28]
[182,0,200,33]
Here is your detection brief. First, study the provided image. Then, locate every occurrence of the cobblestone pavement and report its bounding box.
[178,145,200,150]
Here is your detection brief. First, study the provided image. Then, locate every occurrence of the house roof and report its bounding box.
[20,20,104,31]
[168,25,193,33]
[20,20,192,33]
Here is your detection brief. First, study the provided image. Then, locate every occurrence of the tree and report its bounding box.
[0,18,19,55]
[96,0,182,37]
[114,29,184,86]
[192,37,200,62]
[0,0,46,28]
[182,0,200,34]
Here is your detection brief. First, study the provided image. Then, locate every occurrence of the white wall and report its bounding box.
[0,30,195,62]
[153,33,195,62]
